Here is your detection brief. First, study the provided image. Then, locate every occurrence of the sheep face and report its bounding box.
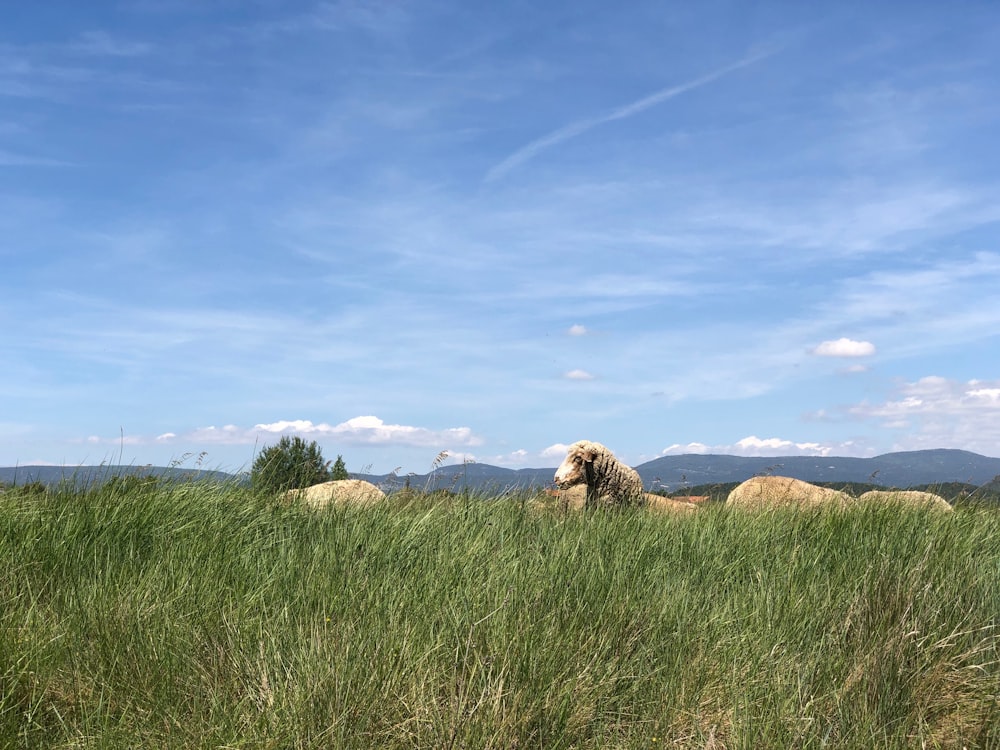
[553,443,597,488]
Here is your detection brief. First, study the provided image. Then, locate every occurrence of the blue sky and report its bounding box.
[3,1,1000,475]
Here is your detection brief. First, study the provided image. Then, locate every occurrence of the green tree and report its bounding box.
[251,436,331,495]
[331,454,348,480]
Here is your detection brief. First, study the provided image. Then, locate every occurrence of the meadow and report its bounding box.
[1,480,998,749]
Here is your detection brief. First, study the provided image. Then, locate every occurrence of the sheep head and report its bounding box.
[553,441,601,489]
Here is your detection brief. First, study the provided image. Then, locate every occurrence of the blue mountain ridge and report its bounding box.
[3,449,999,491]
[394,449,1000,492]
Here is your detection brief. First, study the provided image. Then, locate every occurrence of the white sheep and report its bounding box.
[726,476,850,510]
[553,440,646,509]
[283,479,386,509]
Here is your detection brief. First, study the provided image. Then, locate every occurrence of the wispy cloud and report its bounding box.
[846,376,1000,455]
[485,49,777,183]
[812,338,876,357]
[660,436,860,458]
[69,31,153,57]
[541,443,571,460]
[0,150,73,167]
[223,1,412,48]
[86,416,485,450]
[254,416,483,447]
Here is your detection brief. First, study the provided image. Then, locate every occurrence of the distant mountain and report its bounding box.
[0,465,234,488]
[361,449,1000,493]
[3,449,999,493]
[634,449,1000,491]
[359,463,555,493]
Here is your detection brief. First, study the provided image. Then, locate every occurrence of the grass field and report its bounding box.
[1,480,998,749]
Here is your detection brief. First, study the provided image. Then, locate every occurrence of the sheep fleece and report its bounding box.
[858,489,952,511]
[557,440,645,507]
[726,476,849,510]
[284,479,386,508]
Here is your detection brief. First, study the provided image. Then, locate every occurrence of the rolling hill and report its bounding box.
[3,449,999,492]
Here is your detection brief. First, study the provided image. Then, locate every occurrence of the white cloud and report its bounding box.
[81,433,144,446]
[188,425,246,444]
[564,369,595,380]
[660,436,853,457]
[463,447,565,468]
[253,416,483,447]
[541,443,571,459]
[850,376,1000,422]
[255,419,322,433]
[80,416,483,451]
[847,376,1000,455]
[486,448,557,467]
[736,436,832,456]
[437,451,477,466]
[967,388,1000,402]
[812,337,876,357]
[568,324,588,336]
[660,442,711,455]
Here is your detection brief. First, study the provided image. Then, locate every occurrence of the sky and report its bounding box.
[3,1,1000,476]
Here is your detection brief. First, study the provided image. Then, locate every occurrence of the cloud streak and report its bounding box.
[812,338,876,357]
[69,30,153,57]
[660,436,853,458]
[485,49,776,183]
[253,416,483,447]
[96,416,486,450]
[845,376,1000,455]
[0,150,73,167]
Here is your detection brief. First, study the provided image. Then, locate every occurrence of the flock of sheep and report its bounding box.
[285,439,953,513]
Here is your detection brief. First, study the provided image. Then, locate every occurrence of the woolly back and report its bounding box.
[587,447,644,502]
[726,476,848,510]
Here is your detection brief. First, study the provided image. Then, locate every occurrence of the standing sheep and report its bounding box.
[553,440,646,509]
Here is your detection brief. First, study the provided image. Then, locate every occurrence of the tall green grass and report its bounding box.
[1,482,997,748]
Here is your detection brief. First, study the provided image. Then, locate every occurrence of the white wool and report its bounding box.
[858,490,952,511]
[553,440,645,508]
[726,476,849,510]
[284,479,386,509]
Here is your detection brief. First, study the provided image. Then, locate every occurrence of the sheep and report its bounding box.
[644,493,699,514]
[726,475,850,510]
[553,440,646,509]
[283,479,386,509]
[858,489,953,512]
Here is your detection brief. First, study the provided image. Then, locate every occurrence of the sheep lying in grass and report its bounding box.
[858,489,953,512]
[540,485,695,513]
[284,479,385,509]
[644,493,699,514]
[726,476,850,510]
[726,477,955,513]
[553,440,645,509]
